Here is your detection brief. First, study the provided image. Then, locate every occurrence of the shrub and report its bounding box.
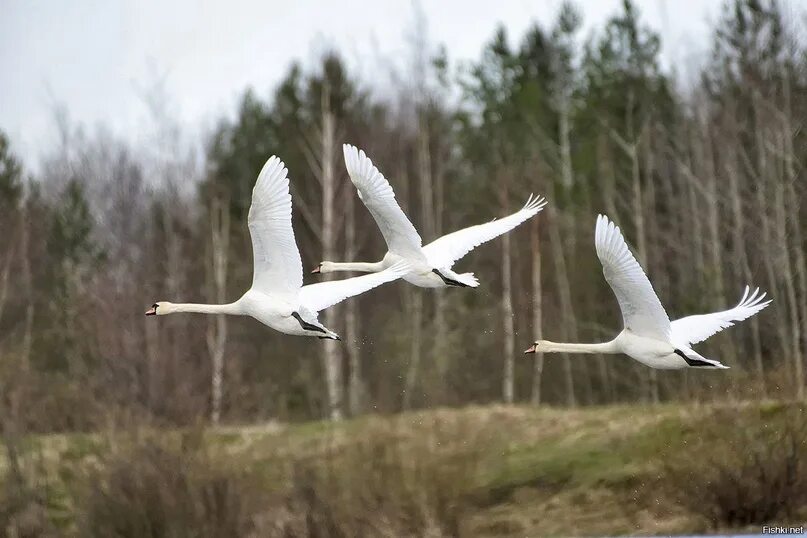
[77,431,267,538]
[664,404,807,529]
[262,411,493,537]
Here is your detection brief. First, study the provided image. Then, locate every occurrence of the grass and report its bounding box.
[3,401,806,536]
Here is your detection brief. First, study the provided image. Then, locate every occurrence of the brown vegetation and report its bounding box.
[2,404,806,537]
[664,404,807,529]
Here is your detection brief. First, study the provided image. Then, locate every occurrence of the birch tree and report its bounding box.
[206,193,230,424]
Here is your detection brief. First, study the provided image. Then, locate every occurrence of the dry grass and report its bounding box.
[663,403,807,530]
[77,431,269,538]
[3,402,806,537]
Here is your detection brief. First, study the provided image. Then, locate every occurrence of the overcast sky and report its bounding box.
[1,0,722,168]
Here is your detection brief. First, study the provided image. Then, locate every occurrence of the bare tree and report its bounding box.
[530,216,544,405]
[500,167,516,403]
[404,118,438,408]
[344,180,364,416]
[206,193,230,424]
[780,70,805,398]
[20,196,34,369]
[317,85,343,420]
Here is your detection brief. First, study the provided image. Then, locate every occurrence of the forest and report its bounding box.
[2,0,805,427]
[1,1,807,534]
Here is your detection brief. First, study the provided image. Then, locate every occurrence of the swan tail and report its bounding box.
[431,268,480,288]
[320,326,341,340]
[293,311,341,340]
[455,272,480,288]
[674,348,729,369]
[318,332,341,341]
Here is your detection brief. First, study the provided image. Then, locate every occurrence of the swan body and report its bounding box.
[312,145,547,289]
[525,214,771,369]
[146,156,409,339]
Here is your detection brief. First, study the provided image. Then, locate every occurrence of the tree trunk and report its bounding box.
[20,197,33,370]
[751,94,788,374]
[498,169,516,404]
[403,290,423,410]
[530,217,544,405]
[345,185,363,416]
[501,231,515,404]
[433,134,449,396]
[319,86,343,421]
[206,194,230,425]
[405,118,439,407]
[780,70,805,399]
[608,111,656,404]
[773,132,802,399]
[632,144,659,404]
[727,156,764,386]
[547,204,577,407]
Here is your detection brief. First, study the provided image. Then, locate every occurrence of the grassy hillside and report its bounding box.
[2,402,806,537]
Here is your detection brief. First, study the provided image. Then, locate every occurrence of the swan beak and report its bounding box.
[310,265,321,274]
[524,344,536,354]
[145,306,157,316]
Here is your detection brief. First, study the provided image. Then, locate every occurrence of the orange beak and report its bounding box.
[524,344,536,354]
[145,306,157,316]
[311,265,321,274]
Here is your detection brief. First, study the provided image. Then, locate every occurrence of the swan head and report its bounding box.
[145,301,172,316]
[311,261,334,274]
[524,340,548,354]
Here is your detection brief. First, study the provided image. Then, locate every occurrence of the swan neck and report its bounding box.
[170,302,241,315]
[541,340,617,354]
[326,262,383,273]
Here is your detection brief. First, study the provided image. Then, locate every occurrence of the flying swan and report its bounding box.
[145,156,408,339]
[312,144,547,288]
[525,214,771,369]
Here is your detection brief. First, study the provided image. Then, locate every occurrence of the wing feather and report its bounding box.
[343,145,426,261]
[594,214,671,339]
[423,195,547,268]
[247,156,303,297]
[671,286,771,346]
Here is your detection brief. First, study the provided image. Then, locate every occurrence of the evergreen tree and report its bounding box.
[36,179,103,373]
[0,131,23,212]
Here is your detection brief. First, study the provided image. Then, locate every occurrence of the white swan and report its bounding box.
[145,156,409,340]
[525,214,771,369]
[312,144,547,288]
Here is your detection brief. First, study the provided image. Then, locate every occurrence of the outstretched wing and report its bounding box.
[247,156,302,298]
[343,144,426,261]
[423,194,547,268]
[594,214,671,340]
[299,261,410,313]
[671,286,771,346]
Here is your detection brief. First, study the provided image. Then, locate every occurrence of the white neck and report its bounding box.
[323,261,384,273]
[539,340,619,354]
[165,302,242,315]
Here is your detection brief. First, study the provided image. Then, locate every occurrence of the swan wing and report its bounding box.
[299,261,410,313]
[247,156,303,298]
[343,145,426,262]
[594,214,671,339]
[423,194,547,268]
[671,286,771,346]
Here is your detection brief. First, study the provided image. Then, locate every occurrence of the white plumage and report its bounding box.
[671,286,771,346]
[525,214,771,370]
[146,155,409,339]
[313,144,547,289]
[594,214,672,341]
